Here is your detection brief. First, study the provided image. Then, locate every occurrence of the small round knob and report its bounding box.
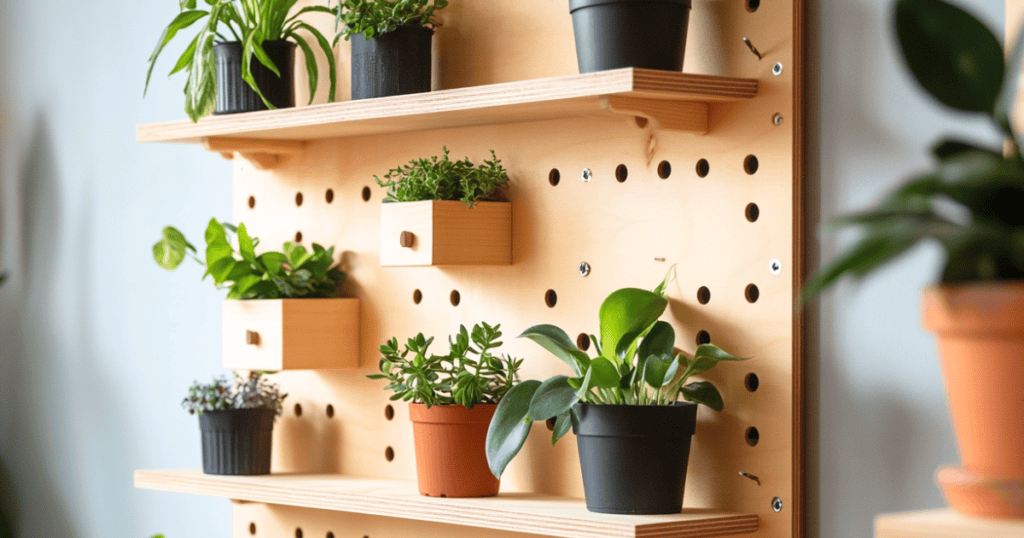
[246,330,260,345]
[400,231,415,248]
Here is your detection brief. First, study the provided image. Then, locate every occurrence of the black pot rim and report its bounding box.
[213,40,297,51]
[572,401,698,438]
[569,0,692,14]
[199,407,277,416]
[352,25,435,41]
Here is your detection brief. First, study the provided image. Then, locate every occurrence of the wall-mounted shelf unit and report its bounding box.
[136,469,759,538]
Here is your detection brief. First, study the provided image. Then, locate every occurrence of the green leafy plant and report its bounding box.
[486,272,746,478]
[152,218,346,299]
[335,0,448,42]
[145,0,338,122]
[805,0,1024,299]
[376,147,510,208]
[369,322,523,408]
[183,371,287,417]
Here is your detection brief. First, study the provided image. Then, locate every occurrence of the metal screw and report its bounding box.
[742,37,762,60]
[772,62,784,76]
[772,497,783,512]
[773,113,784,126]
[579,262,591,277]
[581,168,592,182]
[739,471,761,486]
[770,259,783,275]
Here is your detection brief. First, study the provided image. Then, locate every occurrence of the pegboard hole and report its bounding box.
[576,333,591,351]
[247,196,256,209]
[549,169,561,186]
[326,533,335,538]
[545,289,558,308]
[294,231,303,243]
[697,286,711,305]
[325,189,334,203]
[744,155,760,175]
[746,426,760,447]
[545,418,557,431]
[295,528,303,538]
[385,446,395,462]
[295,192,304,207]
[249,522,257,535]
[413,289,423,304]
[745,284,760,303]
[326,404,335,418]
[696,330,711,346]
[450,290,461,307]
[615,164,628,183]
[746,0,760,12]
[657,160,672,179]
[362,186,372,202]
[745,373,760,392]
[635,116,649,128]
[294,403,303,417]
[385,404,395,421]
[696,159,710,178]
[746,203,760,222]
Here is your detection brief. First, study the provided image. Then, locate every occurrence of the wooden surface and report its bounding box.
[136,69,757,144]
[222,299,360,370]
[380,201,513,267]
[136,469,759,538]
[875,509,1024,538]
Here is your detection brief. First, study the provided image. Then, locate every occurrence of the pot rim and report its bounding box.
[408,402,498,424]
[922,281,1024,334]
[569,0,692,14]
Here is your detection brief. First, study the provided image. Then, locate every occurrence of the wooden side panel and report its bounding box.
[432,201,513,266]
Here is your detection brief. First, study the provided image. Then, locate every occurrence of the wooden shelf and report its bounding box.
[135,469,759,538]
[875,509,1024,538]
[136,69,757,146]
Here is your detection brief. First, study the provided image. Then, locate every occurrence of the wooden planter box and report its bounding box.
[222,298,360,370]
[380,201,512,267]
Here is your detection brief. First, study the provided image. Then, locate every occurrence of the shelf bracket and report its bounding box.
[202,137,307,170]
[600,96,710,135]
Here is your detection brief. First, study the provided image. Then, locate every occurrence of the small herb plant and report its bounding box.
[183,371,287,417]
[376,147,511,208]
[369,322,523,408]
[335,0,448,42]
[145,0,338,122]
[486,272,747,478]
[152,218,346,299]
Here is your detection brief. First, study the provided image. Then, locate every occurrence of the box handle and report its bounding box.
[400,231,415,248]
[246,330,261,345]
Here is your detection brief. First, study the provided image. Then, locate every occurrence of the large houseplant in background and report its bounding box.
[145,0,338,122]
[804,0,1024,519]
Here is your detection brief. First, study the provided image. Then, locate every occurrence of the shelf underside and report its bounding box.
[136,69,758,144]
[135,469,759,538]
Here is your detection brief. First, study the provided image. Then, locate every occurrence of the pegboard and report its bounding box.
[143,0,805,536]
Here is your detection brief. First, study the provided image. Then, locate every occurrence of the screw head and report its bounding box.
[773,113,784,126]
[772,497,783,512]
[579,262,591,277]
[581,169,592,182]
[770,259,782,275]
[772,62,784,76]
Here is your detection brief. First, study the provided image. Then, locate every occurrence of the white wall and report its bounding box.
[0,0,1007,537]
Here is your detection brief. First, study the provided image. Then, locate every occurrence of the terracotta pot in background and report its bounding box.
[408,403,500,498]
[923,284,1024,518]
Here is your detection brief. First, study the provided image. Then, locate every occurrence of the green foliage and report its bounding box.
[145,0,338,122]
[182,371,287,417]
[805,0,1024,299]
[0,273,5,287]
[368,322,523,408]
[376,147,510,208]
[152,218,346,299]
[335,0,448,42]
[485,271,747,478]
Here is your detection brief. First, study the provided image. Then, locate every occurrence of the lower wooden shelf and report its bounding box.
[875,509,1024,538]
[135,469,758,538]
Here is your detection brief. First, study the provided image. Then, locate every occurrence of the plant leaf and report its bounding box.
[237,223,256,262]
[551,412,572,445]
[527,376,580,422]
[519,325,590,376]
[288,32,319,106]
[587,357,620,389]
[637,320,675,373]
[599,288,668,363]
[293,21,338,103]
[145,10,209,96]
[486,379,541,479]
[680,381,724,411]
[682,345,747,380]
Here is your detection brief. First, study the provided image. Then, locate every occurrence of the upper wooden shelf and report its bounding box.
[136,68,758,145]
[136,469,759,538]
[875,509,1024,538]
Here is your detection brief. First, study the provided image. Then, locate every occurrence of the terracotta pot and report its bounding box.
[408,403,500,497]
[923,284,1024,518]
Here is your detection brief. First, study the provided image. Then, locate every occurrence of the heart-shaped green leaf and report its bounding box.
[528,376,580,422]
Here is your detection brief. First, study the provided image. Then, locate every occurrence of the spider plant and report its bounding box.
[145,0,338,122]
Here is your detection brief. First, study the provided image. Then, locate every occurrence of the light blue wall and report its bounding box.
[0,0,1007,537]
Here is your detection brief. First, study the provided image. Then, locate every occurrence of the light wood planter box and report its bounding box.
[380,201,512,267]
[222,298,360,370]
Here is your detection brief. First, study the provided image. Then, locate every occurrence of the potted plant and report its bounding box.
[336,0,447,100]
[153,219,360,370]
[486,274,746,514]
[804,0,1024,519]
[376,147,512,266]
[145,0,338,122]
[569,0,691,73]
[183,371,287,475]
[369,322,522,497]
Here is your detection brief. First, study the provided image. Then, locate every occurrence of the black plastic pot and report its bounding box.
[199,408,276,475]
[213,40,296,115]
[573,402,698,514]
[569,0,692,73]
[350,26,433,100]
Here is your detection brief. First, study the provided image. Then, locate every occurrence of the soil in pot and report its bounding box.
[409,403,500,497]
[569,0,692,73]
[573,402,698,514]
[199,408,276,475]
[214,40,296,114]
[350,26,433,100]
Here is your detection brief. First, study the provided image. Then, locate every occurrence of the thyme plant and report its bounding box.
[376,147,510,208]
[183,371,287,417]
[335,0,448,41]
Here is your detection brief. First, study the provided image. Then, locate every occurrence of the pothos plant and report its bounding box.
[369,322,523,408]
[335,0,448,42]
[377,147,511,208]
[183,371,287,417]
[486,273,747,478]
[152,218,346,299]
[145,0,338,122]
